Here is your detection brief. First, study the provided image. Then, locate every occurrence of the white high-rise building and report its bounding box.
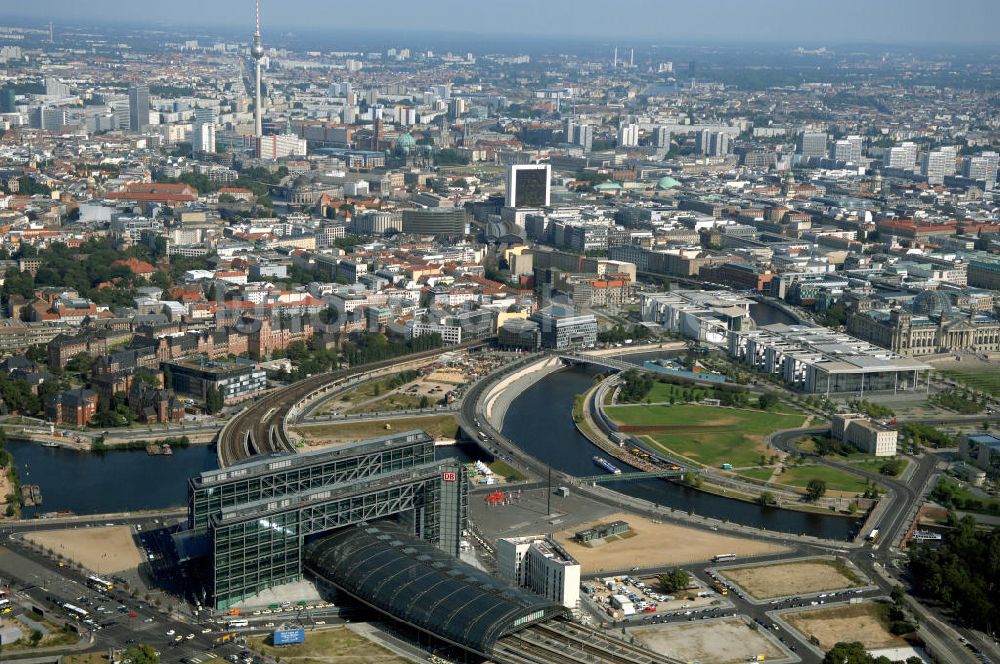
[617,122,639,147]
[696,130,728,157]
[496,536,581,609]
[576,124,593,153]
[832,135,863,163]
[256,133,306,160]
[884,142,918,170]
[963,152,999,190]
[44,77,70,97]
[192,123,216,154]
[922,146,958,184]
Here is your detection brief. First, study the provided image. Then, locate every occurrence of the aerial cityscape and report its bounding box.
[0,2,999,664]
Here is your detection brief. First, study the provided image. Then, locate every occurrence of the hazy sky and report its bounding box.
[4,0,1000,45]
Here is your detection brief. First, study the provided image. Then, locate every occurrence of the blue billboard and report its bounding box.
[273,628,305,646]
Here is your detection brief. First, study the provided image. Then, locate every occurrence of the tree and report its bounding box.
[822,641,875,664]
[758,491,777,506]
[123,644,160,664]
[419,395,430,409]
[806,479,827,501]
[657,569,690,593]
[205,386,224,414]
[757,392,778,410]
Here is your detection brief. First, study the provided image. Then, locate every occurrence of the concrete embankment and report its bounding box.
[482,356,566,429]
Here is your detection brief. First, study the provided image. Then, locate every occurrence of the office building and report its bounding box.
[832,136,863,163]
[0,87,16,113]
[960,433,1000,479]
[617,122,639,147]
[653,126,671,149]
[564,119,594,152]
[496,536,581,609]
[528,305,597,350]
[922,146,957,184]
[128,84,150,132]
[192,122,216,154]
[351,211,402,235]
[640,290,753,343]
[831,414,898,457]
[44,77,70,97]
[505,164,552,208]
[163,357,266,404]
[696,130,729,157]
[963,152,999,190]
[884,142,918,170]
[797,131,827,158]
[401,208,468,237]
[257,133,307,160]
[728,323,932,395]
[41,107,68,131]
[187,430,468,608]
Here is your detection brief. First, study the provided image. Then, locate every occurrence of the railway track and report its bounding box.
[217,341,489,467]
[493,622,676,664]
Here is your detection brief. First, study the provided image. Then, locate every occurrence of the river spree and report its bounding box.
[501,367,859,540]
[7,439,218,518]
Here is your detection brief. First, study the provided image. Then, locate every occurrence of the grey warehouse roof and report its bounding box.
[304,522,568,653]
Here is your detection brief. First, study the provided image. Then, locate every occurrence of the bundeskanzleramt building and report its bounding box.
[831,414,898,457]
[496,536,581,609]
[186,430,467,608]
[728,323,932,395]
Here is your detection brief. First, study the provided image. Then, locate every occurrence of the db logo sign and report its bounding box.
[442,471,457,482]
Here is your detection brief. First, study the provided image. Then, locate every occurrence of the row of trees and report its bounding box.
[596,324,653,345]
[930,479,1000,516]
[908,514,1000,631]
[617,370,655,402]
[342,332,443,367]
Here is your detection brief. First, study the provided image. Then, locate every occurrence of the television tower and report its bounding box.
[251,0,265,142]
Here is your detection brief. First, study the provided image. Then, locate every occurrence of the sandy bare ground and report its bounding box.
[720,559,864,599]
[26,526,142,574]
[632,618,784,664]
[784,602,908,651]
[553,512,786,574]
[0,470,12,516]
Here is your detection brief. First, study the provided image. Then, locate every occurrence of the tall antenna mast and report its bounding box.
[251,0,265,148]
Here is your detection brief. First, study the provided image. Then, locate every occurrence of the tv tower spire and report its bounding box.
[251,0,265,145]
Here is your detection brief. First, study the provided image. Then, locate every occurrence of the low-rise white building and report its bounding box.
[832,414,898,456]
[496,536,581,609]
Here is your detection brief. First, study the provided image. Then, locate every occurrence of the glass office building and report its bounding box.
[187,431,468,608]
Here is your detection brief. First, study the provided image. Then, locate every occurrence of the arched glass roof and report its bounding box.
[304,522,568,653]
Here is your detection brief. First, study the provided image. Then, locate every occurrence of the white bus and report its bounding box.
[226,619,249,629]
[86,575,114,592]
[63,603,89,619]
[712,553,738,563]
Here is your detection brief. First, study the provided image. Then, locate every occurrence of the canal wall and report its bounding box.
[482,356,565,429]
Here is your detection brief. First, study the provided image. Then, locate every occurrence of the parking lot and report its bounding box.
[583,572,732,622]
